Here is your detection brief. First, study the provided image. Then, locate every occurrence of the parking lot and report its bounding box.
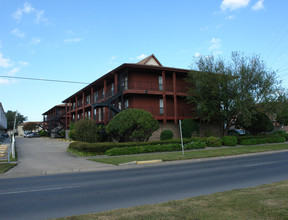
[0,137,116,178]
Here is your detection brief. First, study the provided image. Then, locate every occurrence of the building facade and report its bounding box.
[0,102,7,130]
[62,55,195,130]
[42,104,66,135]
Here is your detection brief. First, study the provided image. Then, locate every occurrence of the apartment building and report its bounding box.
[62,55,195,130]
[0,102,7,130]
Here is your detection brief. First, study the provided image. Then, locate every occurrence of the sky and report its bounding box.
[0,0,288,122]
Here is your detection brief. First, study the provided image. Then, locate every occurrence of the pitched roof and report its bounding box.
[137,54,163,66]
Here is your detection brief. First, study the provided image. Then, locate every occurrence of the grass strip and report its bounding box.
[91,143,288,165]
[55,180,288,220]
[0,163,17,174]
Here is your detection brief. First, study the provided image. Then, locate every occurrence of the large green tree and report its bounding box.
[186,52,281,135]
[6,110,27,130]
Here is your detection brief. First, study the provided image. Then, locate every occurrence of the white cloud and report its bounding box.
[19,61,30,66]
[209,38,222,51]
[8,67,20,76]
[0,78,10,85]
[220,0,250,11]
[12,9,23,22]
[226,15,236,20]
[137,54,147,60]
[22,2,35,14]
[12,2,48,24]
[195,52,201,58]
[111,56,116,60]
[30,37,41,45]
[64,38,82,43]
[252,0,264,10]
[0,53,12,68]
[11,28,25,38]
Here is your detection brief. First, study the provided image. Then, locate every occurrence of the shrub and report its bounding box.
[68,137,209,155]
[105,142,206,156]
[273,130,286,135]
[181,119,199,138]
[160,130,173,140]
[106,109,159,142]
[70,119,100,143]
[222,136,238,146]
[265,136,286,143]
[239,138,266,145]
[206,136,223,147]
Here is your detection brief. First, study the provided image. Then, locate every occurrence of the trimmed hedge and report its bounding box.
[68,137,208,155]
[239,136,286,145]
[160,130,173,140]
[206,136,223,147]
[105,141,206,156]
[222,135,238,146]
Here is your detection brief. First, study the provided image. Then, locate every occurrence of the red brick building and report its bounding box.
[62,55,195,131]
[42,104,66,135]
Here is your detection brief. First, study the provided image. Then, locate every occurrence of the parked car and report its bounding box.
[26,132,40,138]
[24,131,33,138]
[227,129,246,135]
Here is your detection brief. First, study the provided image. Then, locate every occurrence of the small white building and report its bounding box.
[17,122,42,136]
[0,102,7,130]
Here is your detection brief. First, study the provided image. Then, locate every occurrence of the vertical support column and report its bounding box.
[82,92,85,119]
[91,87,94,120]
[103,79,107,124]
[69,100,71,127]
[162,71,167,124]
[173,72,178,124]
[75,96,78,122]
[114,73,118,94]
[65,103,68,130]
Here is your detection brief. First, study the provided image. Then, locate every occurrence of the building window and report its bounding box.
[103,88,105,98]
[125,99,129,109]
[98,109,101,121]
[159,99,163,115]
[94,91,98,103]
[111,83,114,96]
[94,109,97,119]
[86,95,90,105]
[88,111,91,119]
[118,101,122,110]
[159,76,163,91]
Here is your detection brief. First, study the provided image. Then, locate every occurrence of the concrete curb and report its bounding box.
[119,160,163,166]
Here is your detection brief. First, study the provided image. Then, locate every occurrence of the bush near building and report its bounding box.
[106,109,159,142]
[160,130,173,140]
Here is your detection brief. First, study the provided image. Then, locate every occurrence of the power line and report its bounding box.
[0,75,89,85]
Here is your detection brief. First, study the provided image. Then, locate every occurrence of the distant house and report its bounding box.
[0,102,7,131]
[18,121,42,136]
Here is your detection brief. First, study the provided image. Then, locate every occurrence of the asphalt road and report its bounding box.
[0,151,288,220]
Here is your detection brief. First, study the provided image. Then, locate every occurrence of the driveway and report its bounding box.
[0,137,116,178]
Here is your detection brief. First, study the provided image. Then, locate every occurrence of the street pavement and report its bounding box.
[0,137,116,178]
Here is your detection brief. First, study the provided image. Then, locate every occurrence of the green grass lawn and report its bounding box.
[91,143,288,165]
[55,180,288,220]
[0,163,17,174]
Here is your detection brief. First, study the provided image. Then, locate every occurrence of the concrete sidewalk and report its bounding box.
[0,137,116,179]
[0,138,10,161]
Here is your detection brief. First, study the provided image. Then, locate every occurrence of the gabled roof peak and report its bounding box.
[137,54,162,67]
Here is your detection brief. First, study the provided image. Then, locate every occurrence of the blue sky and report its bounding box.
[0,0,288,122]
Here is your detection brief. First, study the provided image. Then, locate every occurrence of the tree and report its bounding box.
[237,111,274,135]
[186,52,281,135]
[6,110,27,130]
[106,108,159,142]
[23,122,39,131]
[69,119,100,143]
